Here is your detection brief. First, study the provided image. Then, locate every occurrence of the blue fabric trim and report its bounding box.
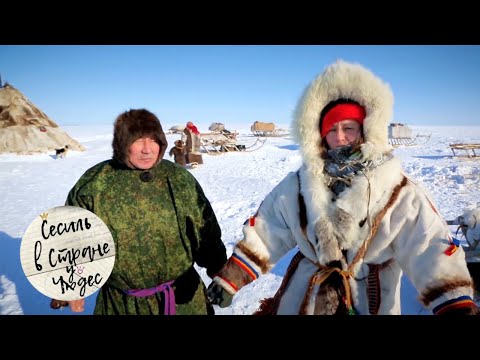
[232,252,259,278]
[432,295,473,314]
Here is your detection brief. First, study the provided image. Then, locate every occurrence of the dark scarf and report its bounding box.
[324,145,393,195]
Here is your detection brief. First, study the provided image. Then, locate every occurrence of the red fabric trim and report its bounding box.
[321,103,366,137]
[435,300,476,315]
[216,275,238,292]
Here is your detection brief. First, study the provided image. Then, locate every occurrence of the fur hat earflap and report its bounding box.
[112,109,168,168]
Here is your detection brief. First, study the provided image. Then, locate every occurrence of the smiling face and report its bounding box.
[128,135,160,170]
[324,119,363,150]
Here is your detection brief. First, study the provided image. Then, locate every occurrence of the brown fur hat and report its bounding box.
[112,109,168,168]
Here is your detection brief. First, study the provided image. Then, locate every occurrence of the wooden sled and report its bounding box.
[388,123,430,147]
[388,134,431,147]
[200,132,266,154]
[449,143,480,158]
[201,132,240,154]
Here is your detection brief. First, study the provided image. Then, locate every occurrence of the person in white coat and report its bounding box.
[207,60,479,315]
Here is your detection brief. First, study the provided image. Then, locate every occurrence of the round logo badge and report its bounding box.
[20,206,116,301]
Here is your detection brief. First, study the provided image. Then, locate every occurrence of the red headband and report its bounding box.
[321,103,366,137]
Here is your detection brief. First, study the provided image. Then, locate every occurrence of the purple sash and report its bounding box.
[124,280,176,315]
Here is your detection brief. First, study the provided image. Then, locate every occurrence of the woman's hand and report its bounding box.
[69,299,85,312]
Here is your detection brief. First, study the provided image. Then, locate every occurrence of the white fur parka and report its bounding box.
[213,60,476,315]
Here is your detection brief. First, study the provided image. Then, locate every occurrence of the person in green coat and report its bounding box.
[53,109,227,315]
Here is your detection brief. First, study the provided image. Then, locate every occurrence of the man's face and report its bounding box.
[128,136,160,170]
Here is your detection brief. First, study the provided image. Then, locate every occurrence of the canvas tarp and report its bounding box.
[251,121,275,132]
[388,123,413,139]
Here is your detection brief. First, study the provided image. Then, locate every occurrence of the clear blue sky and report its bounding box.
[1,45,479,129]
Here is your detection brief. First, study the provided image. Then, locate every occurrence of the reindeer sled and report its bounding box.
[447,208,480,293]
[388,123,430,147]
[201,123,266,154]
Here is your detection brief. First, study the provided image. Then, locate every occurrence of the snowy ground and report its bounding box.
[1,125,479,315]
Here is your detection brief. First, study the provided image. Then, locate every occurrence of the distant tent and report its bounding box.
[0,84,85,154]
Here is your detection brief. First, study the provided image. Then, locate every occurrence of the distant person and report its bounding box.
[182,121,203,165]
[206,60,479,315]
[51,109,227,315]
[169,139,187,166]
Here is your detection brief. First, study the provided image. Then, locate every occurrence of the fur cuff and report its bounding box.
[212,276,238,296]
[214,252,259,295]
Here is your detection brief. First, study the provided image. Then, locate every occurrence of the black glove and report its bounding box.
[207,281,233,308]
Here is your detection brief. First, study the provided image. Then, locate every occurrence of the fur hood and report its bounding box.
[291,60,397,265]
[112,109,168,169]
[292,60,394,172]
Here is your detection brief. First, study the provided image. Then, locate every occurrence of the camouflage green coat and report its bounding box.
[66,159,227,315]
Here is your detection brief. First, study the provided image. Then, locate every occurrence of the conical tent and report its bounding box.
[0,84,85,154]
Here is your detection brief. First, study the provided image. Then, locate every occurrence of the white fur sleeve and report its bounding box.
[385,186,474,310]
[236,173,299,272]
